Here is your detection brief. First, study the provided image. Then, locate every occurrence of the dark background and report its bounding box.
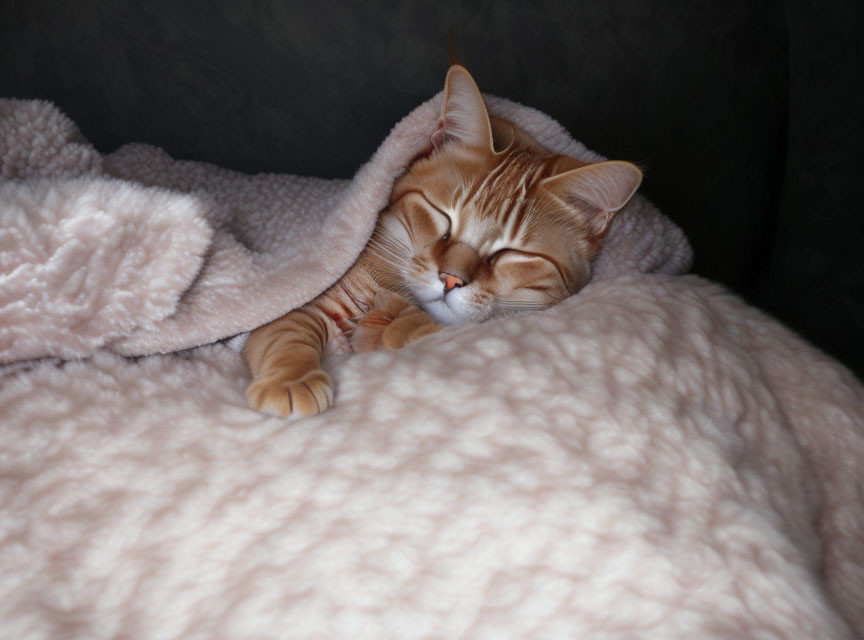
[2,0,862,379]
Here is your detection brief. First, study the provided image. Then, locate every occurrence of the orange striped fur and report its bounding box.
[243,66,642,417]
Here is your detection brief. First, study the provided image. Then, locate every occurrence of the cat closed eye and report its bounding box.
[396,192,451,240]
[424,200,452,238]
[491,249,566,285]
[488,248,549,267]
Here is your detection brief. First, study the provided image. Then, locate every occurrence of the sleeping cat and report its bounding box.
[242,65,642,418]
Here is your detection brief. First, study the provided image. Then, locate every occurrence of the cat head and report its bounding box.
[370,65,642,325]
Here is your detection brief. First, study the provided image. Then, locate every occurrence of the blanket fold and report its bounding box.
[0,95,692,364]
[0,177,211,362]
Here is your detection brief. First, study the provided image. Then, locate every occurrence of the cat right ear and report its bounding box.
[542,161,643,242]
[431,65,494,152]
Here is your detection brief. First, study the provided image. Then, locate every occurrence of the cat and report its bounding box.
[242,65,642,418]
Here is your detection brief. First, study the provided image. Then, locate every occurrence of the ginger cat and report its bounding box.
[243,65,642,418]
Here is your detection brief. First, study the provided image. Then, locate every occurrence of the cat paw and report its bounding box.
[351,289,440,352]
[351,308,393,353]
[246,369,334,418]
[381,307,440,350]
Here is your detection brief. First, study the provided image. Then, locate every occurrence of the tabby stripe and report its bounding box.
[466,155,509,210]
[487,151,520,209]
[510,159,556,239]
[535,157,559,183]
[506,163,533,230]
[494,170,516,224]
[508,197,531,242]
[292,308,330,349]
[303,382,320,413]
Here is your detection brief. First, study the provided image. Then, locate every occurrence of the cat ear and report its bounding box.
[489,116,548,154]
[489,116,515,152]
[431,65,494,151]
[542,161,643,239]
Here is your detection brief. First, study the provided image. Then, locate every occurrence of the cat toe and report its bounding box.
[381,308,440,350]
[351,309,393,353]
[288,369,335,416]
[246,369,334,418]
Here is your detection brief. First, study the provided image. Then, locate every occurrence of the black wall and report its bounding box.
[2,0,862,378]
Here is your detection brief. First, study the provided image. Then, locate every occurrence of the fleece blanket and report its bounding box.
[0,96,691,362]
[2,97,863,639]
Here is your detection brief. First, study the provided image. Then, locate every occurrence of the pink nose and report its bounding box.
[440,273,464,291]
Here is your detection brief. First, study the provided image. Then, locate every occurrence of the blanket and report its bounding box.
[0,96,691,362]
[2,97,863,639]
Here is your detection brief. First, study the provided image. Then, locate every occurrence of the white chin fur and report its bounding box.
[410,281,486,325]
[423,299,462,325]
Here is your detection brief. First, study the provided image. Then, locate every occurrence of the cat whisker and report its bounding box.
[494,299,551,314]
[367,234,410,264]
[501,301,550,309]
[370,246,407,272]
[389,281,417,302]
[460,300,489,311]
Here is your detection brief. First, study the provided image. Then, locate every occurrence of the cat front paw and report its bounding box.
[380,308,440,350]
[246,369,334,418]
[351,289,440,353]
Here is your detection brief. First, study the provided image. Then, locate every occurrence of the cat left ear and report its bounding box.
[431,65,494,152]
[542,161,643,239]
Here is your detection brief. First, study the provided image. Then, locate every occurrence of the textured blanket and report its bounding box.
[2,97,863,639]
[0,96,690,362]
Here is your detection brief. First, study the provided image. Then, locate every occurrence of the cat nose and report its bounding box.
[440,273,465,291]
